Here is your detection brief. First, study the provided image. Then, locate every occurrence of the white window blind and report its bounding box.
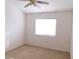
[35,19,56,36]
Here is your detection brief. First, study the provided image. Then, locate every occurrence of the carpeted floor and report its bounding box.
[6,45,70,59]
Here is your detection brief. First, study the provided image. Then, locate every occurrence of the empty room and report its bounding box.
[5,0,73,59]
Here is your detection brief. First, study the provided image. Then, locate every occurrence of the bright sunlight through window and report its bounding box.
[35,19,56,36]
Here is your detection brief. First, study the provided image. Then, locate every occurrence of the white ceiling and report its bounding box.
[10,0,73,13]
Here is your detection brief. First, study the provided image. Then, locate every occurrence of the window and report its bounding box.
[35,19,56,36]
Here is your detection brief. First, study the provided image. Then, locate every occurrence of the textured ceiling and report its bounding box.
[10,0,73,13]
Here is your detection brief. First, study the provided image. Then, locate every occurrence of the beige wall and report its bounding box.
[5,0,25,52]
[25,11,73,52]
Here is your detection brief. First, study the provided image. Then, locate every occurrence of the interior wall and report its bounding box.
[5,0,25,52]
[25,11,73,52]
[70,37,73,59]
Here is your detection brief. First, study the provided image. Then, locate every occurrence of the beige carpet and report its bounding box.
[6,45,70,59]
